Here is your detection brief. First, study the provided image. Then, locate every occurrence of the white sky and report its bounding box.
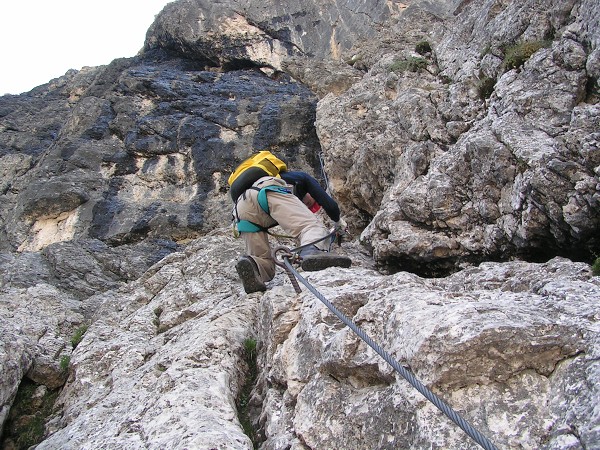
[0,1,174,95]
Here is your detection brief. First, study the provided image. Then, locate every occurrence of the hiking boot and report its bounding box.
[236,256,267,294]
[299,245,352,272]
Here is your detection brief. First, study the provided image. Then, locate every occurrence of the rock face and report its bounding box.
[5,236,599,449]
[0,0,599,449]
[317,0,600,274]
[143,0,397,94]
[255,257,599,449]
[0,55,321,253]
[33,235,258,450]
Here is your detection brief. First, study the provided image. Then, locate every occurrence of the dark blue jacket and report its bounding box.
[280,171,340,222]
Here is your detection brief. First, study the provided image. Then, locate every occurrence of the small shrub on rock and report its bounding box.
[502,40,551,71]
[415,40,432,55]
[389,57,428,73]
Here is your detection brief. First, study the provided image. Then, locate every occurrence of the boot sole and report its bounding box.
[236,258,266,293]
[301,255,352,272]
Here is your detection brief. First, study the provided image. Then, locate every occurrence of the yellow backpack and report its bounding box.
[228,150,287,186]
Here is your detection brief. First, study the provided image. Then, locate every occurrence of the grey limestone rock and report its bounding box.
[1,0,599,448]
[1,53,322,254]
[255,257,600,449]
[317,0,600,273]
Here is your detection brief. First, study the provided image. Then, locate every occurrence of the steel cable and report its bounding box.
[283,257,499,450]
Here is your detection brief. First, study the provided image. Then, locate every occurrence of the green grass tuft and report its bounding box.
[71,324,88,349]
[592,257,600,276]
[243,338,257,358]
[59,355,70,372]
[389,56,428,74]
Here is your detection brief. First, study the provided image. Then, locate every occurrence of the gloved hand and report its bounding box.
[334,218,348,235]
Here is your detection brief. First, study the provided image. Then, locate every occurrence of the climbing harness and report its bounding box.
[233,185,293,235]
[232,184,343,246]
[271,247,499,450]
[255,185,292,214]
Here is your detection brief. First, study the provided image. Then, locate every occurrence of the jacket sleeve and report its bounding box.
[302,173,341,222]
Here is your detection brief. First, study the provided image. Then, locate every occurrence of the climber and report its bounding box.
[229,151,351,294]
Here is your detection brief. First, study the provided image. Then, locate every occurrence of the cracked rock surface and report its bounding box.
[255,256,599,449]
[1,0,599,448]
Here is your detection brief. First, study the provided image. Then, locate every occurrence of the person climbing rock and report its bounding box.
[229,151,351,294]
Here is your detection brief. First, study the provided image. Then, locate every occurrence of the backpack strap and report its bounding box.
[255,185,292,214]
